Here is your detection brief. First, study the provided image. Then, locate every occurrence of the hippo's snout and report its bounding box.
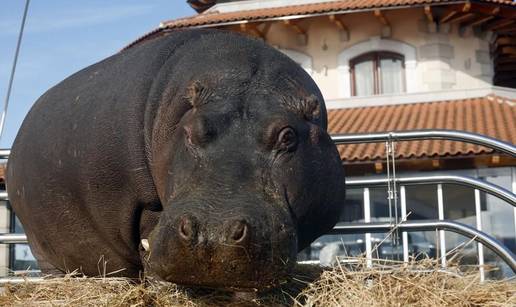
[146,203,297,290]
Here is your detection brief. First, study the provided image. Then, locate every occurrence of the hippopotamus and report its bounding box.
[7,29,346,290]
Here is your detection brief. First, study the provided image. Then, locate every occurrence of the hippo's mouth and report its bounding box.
[145,231,297,290]
[144,201,298,290]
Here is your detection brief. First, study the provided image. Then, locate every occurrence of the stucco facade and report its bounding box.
[261,8,494,100]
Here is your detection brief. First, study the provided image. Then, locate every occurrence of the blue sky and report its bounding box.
[0,0,194,148]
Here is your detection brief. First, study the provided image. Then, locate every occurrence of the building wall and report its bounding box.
[263,8,493,100]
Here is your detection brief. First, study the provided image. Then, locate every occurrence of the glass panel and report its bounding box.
[407,231,438,260]
[380,57,404,94]
[483,245,515,280]
[404,185,439,260]
[480,174,515,253]
[370,187,401,221]
[442,184,478,267]
[337,188,364,223]
[11,214,39,271]
[311,234,366,266]
[405,185,438,220]
[12,244,38,271]
[299,188,365,264]
[369,187,403,260]
[13,214,25,233]
[442,231,480,274]
[353,60,375,96]
[478,170,515,279]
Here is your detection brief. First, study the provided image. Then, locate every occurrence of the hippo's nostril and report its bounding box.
[179,216,195,241]
[230,220,248,243]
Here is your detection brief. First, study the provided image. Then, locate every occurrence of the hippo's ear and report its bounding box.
[301,95,321,123]
[185,81,212,108]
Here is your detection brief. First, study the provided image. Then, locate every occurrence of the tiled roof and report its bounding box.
[163,0,515,29]
[124,0,514,50]
[327,95,516,161]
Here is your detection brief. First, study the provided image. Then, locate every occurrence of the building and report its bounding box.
[1,0,515,279]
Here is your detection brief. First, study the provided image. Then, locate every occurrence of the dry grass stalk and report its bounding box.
[0,258,514,306]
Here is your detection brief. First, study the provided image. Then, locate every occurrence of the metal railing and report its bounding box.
[330,129,516,276]
[330,220,516,273]
[0,233,27,244]
[0,277,43,284]
[0,149,9,159]
[347,175,516,207]
[331,129,516,157]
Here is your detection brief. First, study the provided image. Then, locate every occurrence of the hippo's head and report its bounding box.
[145,33,345,290]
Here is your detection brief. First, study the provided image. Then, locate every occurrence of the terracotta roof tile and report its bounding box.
[162,0,515,29]
[327,95,516,161]
[123,0,515,50]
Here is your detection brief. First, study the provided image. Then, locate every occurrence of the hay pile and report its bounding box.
[298,259,515,306]
[0,259,514,306]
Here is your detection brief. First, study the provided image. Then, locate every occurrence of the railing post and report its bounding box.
[437,184,447,268]
[474,189,485,282]
[364,188,372,268]
[400,185,409,263]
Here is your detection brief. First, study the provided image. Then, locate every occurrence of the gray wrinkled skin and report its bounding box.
[7,29,346,290]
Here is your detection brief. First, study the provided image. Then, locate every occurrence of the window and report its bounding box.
[9,207,38,272]
[350,51,405,96]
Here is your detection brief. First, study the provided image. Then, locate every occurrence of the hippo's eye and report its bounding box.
[277,127,297,152]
